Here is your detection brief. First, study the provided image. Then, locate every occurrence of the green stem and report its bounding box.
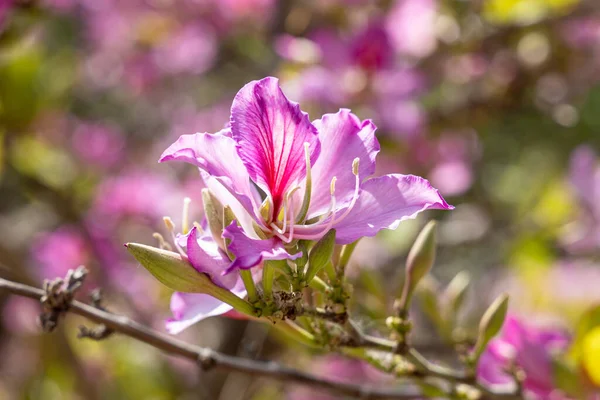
[272,321,320,349]
[309,276,332,293]
[338,240,359,275]
[203,283,257,318]
[324,261,337,284]
[240,270,258,304]
[262,260,276,302]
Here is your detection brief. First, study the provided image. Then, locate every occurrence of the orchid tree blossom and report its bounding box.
[156,77,452,332]
[161,77,452,273]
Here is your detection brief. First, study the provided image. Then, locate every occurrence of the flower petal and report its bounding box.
[202,173,263,236]
[166,292,238,334]
[333,174,453,244]
[160,129,259,215]
[310,109,379,216]
[222,222,301,274]
[186,227,237,289]
[231,77,320,213]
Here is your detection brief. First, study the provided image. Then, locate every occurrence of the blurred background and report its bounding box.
[1,0,600,398]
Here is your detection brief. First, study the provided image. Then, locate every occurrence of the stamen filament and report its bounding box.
[331,158,360,225]
[181,197,191,234]
[163,216,186,257]
[295,142,312,224]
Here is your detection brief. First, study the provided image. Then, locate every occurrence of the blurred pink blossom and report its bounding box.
[31,226,89,279]
[478,315,570,399]
[377,100,425,139]
[152,24,217,75]
[429,161,473,196]
[350,23,393,72]
[91,171,185,221]
[71,122,125,168]
[288,356,388,400]
[561,18,600,48]
[563,145,600,253]
[215,0,275,24]
[2,297,40,335]
[386,0,438,58]
[0,0,13,30]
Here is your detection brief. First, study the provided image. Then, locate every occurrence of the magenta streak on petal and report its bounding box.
[222,221,301,274]
[230,77,320,215]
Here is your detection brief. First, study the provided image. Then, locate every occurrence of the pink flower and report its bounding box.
[158,77,451,331]
[477,315,570,399]
[161,77,452,272]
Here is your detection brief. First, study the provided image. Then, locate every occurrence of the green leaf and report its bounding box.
[305,229,336,283]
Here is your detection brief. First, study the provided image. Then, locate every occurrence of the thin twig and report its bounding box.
[0,276,420,400]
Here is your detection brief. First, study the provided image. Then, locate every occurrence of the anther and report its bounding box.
[152,232,172,251]
[163,216,176,233]
[330,176,337,196]
[182,197,191,235]
[352,157,360,176]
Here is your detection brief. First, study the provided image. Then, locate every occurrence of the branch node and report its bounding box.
[197,348,216,371]
[39,266,88,332]
[78,324,114,340]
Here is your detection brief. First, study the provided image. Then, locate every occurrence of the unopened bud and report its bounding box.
[397,221,437,315]
[126,243,213,293]
[471,293,509,363]
[202,189,225,250]
[305,229,336,283]
[445,271,470,315]
[126,242,257,317]
[415,276,443,328]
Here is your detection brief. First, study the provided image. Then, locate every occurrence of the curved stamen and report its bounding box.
[270,186,301,243]
[292,177,338,240]
[283,192,296,243]
[331,158,361,226]
[295,142,312,224]
[163,216,187,258]
[181,197,191,234]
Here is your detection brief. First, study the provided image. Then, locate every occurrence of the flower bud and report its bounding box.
[471,293,509,363]
[305,229,336,283]
[202,189,225,250]
[125,243,213,293]
[126,242,257,317]
[445,271,470,316]
[397,221,437,315]
[415,276,442,328]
